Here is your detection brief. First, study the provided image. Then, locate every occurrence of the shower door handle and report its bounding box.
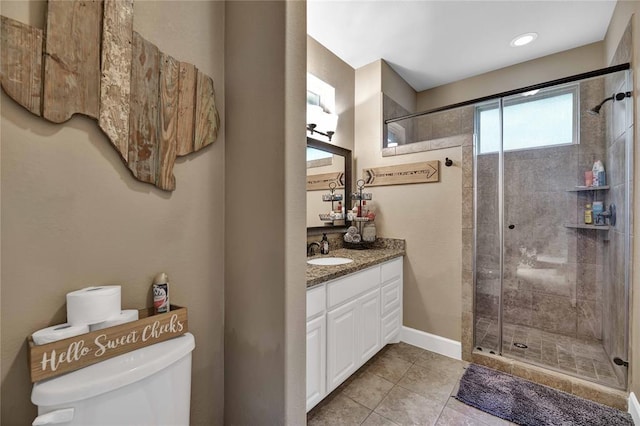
[508,224,515,229]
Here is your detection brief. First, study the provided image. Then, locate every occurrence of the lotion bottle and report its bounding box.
[320,233,330,255]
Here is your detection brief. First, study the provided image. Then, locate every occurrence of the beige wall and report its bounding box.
[0,1,225,425]
[224,1,306,424]
[417,42,604,111]
[603,1,640,397]
[355,60,463,341]
[306,38,354,229]
[307,36,355,153]
[381,61,416,114]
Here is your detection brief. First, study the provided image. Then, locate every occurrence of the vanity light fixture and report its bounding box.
[307,105,338,141]
[307,123,335,141]
[510,32,538,47]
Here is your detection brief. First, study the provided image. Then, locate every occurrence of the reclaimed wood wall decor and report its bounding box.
[0,0,220,191]
[363,161,440,187]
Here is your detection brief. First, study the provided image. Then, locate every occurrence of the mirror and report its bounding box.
[306,137,352,230]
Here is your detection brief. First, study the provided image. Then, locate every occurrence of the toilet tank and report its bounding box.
[31,333,195,426]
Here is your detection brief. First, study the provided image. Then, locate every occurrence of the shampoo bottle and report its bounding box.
[593,201,604,225]
[592,161,605,187]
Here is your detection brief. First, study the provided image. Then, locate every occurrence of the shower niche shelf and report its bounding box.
[566,185,610,192]
[564,223,610,231]
[565,184,612,231]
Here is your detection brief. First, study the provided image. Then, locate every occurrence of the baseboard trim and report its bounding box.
[400,326,462,360]
[629,392,640,424]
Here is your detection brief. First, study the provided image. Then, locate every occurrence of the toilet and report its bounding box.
[31,333,195,425]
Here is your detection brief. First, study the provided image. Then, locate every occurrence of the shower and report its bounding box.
[587,91,631,115]
[473,68,633,390]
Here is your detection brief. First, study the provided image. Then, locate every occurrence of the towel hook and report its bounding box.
[445,157,453,167]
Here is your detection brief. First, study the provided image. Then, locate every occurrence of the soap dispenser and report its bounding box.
[320,233,330,255]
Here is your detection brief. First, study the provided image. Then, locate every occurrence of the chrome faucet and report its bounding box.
[307,241,320,256]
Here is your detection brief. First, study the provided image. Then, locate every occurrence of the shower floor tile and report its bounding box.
[474,318,623,389]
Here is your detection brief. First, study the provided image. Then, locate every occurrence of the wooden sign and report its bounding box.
[0,16,43,116]
[0,1,220,191]
[363,161,439,186]
[307,172,345,191]
[28,306,188,382]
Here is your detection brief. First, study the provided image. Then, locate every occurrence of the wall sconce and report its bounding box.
[307,105,338,141]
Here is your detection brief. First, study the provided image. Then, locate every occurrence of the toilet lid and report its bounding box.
[32,333,195,406]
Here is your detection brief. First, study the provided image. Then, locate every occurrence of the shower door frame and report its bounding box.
[471,66,633,389]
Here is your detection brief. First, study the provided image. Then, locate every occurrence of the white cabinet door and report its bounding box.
[326,298,359,392]
[306,315,326,412]
[359,289,381,364]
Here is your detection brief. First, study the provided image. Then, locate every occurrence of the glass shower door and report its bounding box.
[474,72,631,389]
[499,86,581,368]
[473,99,501,354]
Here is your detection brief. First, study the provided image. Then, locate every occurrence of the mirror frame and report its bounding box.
[307,137,352,233]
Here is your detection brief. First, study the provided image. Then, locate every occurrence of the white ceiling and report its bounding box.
[307,0,617,92]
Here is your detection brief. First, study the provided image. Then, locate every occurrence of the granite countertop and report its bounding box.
[306,239,405,288]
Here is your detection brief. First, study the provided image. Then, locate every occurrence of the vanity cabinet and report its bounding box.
[306,256,403,412]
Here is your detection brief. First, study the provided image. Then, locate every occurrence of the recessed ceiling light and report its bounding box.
[510,32,538,47]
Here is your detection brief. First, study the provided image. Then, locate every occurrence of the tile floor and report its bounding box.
[307,342,516,425]
[475,317,623,388]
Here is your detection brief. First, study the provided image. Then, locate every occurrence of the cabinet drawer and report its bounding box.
[307,285,326,320]
[382,307,401,344]
[381,279,401,317]
[327,266,380,309]
[381,258,403,283]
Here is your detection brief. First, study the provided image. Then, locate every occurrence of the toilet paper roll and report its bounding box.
[89,309,139,332]
[66,286,121,326]
[32,323,90,345]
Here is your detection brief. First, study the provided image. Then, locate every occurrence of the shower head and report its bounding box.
[587,91,632,115]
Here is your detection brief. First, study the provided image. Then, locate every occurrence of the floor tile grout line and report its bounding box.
[358,409,375,426]
[367,349,423,424]
[369,380,397,413]
[338,393,372,424]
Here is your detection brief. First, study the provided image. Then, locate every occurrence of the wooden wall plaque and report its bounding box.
[0,16,43,116]
[99,0,134,162]
[28,306,188,382]
[42,0,102,123]
[306,172,345,191]
[363,161,439,186]
[0,0,220,192]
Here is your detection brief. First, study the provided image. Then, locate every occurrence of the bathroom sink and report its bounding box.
[307,257,354,266]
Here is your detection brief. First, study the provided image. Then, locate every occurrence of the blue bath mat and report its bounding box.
[456,364,633,426]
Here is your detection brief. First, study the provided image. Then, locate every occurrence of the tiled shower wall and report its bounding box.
[383,96,474,149]
[474,77,609,343]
